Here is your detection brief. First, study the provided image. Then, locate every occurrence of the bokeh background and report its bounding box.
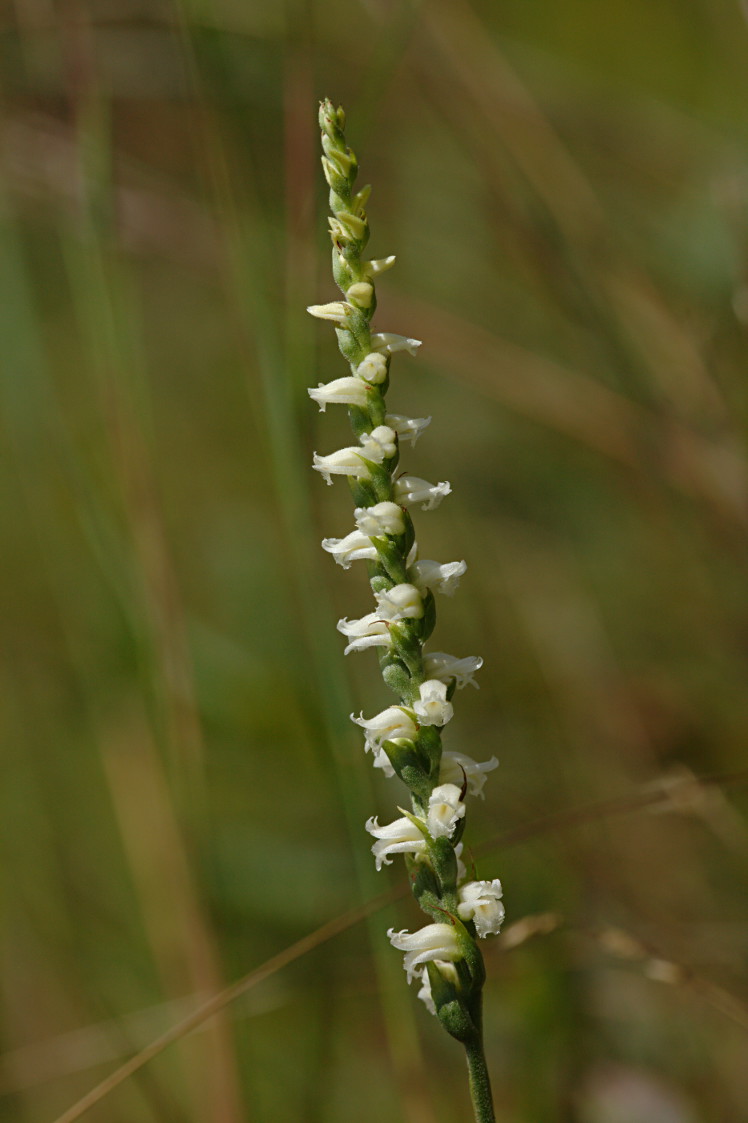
[3,0,748,1120]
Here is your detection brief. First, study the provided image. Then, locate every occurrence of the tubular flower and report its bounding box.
[413,680,454,727]
[321,530,378,568]
[422,651,484,689]
[371,332,422,356]
[351,706,418,751]
[394,475,452,510]
[306,301,354,323]
[308,102,502,1106]
[355,501,406,537]
[308,376,371,411]
[313,427,397,485]
[374,583,423,621]
[387,924,462,982]
[356,352,388,383]
[440,752,499,798]
[411,559,467,596]
[336,612,391,654]
[362,425,398,461]
[427,783,466,838]
[457,880,505,938]
[367,815,427,870]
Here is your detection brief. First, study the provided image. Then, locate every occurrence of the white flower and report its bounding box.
[427,783,465,838]
[393,475,451,510]
[365,255,397,277]
[387,923,462,982]
[366,816,427,870]
[423,652,483,690]
[374,583,423,621]
[439,752,499,798]
[457,880,505,938]
[308,376,370,411]
[306,301,353,323]
[313,427,396,485]
[351,706,418,752]
[411,559,467,596]
[337,612,390,654]
[370,332,422,357]
[361,425,397,461]
[413,680,454,727]
[321,530,378,568]
[385,413,431,446]
[312,446,372,485]
[355,352,388,384]
[354,501,405,537]
[346,281,374,308]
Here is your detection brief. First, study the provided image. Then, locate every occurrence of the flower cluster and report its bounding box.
[308,100,503,1047]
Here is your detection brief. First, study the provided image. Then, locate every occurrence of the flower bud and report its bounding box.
[346,281,374,308]
[356,352,388,384]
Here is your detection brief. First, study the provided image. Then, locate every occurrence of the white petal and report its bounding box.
[411,560,467,596]
[374,583,423,621]
[306,301,353,323]
[439,752,498,798]
[385,413,431,445]
[321,530,378,568]
[354,501,405,537]
[308,376,370,411]
[393,475,451,510]
[370,332,422,357]
[423,653,483,690]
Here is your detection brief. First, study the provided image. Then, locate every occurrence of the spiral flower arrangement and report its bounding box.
[308,99,503,1123]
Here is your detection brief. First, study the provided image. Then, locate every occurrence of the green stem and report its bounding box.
[465,1036,496,1123]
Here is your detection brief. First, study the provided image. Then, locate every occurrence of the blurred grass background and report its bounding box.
[2,0,748,1120]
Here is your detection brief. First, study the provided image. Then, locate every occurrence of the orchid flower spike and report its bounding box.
[307,99,502,1117]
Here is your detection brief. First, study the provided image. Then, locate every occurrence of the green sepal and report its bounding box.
[458,927,487,991]
[372,536,409,585]
[367,389,386,428]
[417,590,436,643]
[348,476,378,508]
[430,835,459,894]
[383,446,400,474]
[408,858,442,903]
[369,573,391,595]
[332,248,356,293]
[380,655,412,698]
[415,724,442,773]
[388,621,423,676]
[367,461,396,502]
[381,739,430,802]
[348,404,373,440]
[401,510,416,557]
[335,327,364,364]
[435,993,479,1045]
